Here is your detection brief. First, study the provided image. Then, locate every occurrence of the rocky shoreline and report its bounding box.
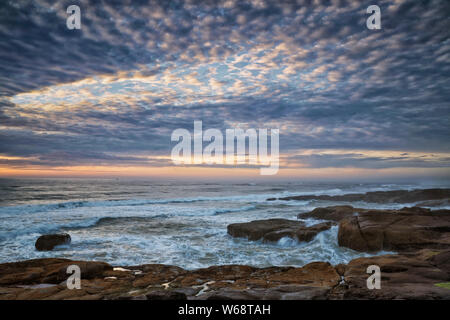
[268,188,450,206]
[0,249,449,300]
[1,188,449,300]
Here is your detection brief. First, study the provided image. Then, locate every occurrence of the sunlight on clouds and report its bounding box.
[1,0,449,178]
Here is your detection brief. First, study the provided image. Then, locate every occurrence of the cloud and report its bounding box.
[0,0,449,174]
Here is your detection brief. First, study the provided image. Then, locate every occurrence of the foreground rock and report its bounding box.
[227,219,333,242]
[0,258,340,300]
[35,234,71,251]
[298,206,450,253]
[332,249,450,299]
[337,207,450,253]
[272,188,450,204]
[0,259,112,286]
[0,250,449,300]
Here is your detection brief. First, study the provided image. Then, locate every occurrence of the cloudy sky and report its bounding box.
[0,0,449,180]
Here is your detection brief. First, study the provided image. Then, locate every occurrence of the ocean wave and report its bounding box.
[0,185,415,216]
[0,191,299,216]
[92,215,169,227]
[0,202,259,242]
[0,217,101,242]
[1,184,420,216]
[212,205,256,215]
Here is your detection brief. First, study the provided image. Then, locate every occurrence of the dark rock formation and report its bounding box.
[298,205,359,222]
[0,258,112,286]
[227,219,333,242]
[337,207,450,252]
[35,234,71,251]
[331,249,450,300]
[0,259,340,300]
[297,206,450,253]
[274,188,450,204]
[145,290,187,300]
[2,191,448,300]
[1,250,449,300]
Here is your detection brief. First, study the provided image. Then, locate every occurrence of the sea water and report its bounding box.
[0,178,448,269]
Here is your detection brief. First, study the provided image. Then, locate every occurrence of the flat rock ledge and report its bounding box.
[227,219,334,242]
[0,249,449,300]
[270,188,450,204]
[298,206,450,253]
[35,234,71,251]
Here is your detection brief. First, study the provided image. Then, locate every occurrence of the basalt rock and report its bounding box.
[330,249,450,300]
[297,206,450,253]
[0,258,340,300]
[336,207,450,253]
[145,290,187,300]
[35,234,71,251]
[227,219,333,242]
[298,205,359,222]
[276,188,450,204]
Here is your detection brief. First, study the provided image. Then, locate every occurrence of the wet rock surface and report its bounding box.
[299,205,360,222]
[3,189,449,300]
[331,249,450,299]
[0,259,341,300]
[1,250,449,300]
[338,210,450,253]
[35,234,71,251]
[227,219,334,242]
[273,188,450,204]
[296,206,450,253]
[0,258,112,286]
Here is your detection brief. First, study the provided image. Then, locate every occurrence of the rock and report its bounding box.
[416,199,450,207]
[0,258,69,285]
[299,205,444,222]
[203,286,329,300]
[227,219,333,242]
[266,262,340,287]
[298,206,450,253]
[1,251,449,300]
[0,258,112,286]
[145,290,187,300]
[277,188,450,204]
[204,289,261,300]
[299,205,359,222]
[338,217,371,252]
[131,264,185,287]
[185,262,340,300]
[337,207,450,252]
[427,250,450,277]
[35,234,71,251]
[0,258,340,300]
[55,261,112,281]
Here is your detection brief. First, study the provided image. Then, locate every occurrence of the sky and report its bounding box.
[0,0,449,180]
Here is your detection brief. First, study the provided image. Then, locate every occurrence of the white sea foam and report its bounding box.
[0,180,444,268]
[0,185,388,216]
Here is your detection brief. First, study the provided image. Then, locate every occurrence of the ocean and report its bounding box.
[1,178,449,269]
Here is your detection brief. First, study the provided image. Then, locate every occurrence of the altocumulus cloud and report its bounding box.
[0,0,449,174]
